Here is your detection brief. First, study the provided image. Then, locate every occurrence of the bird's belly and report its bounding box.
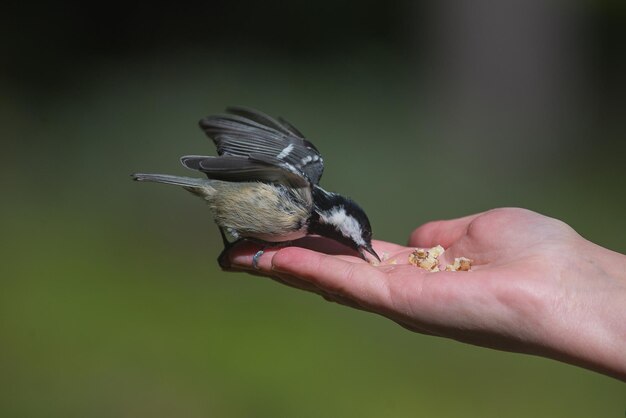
[207,181,312,241]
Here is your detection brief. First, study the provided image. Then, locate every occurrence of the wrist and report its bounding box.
[542,239,626,381]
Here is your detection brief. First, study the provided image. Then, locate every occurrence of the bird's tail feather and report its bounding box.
[131,173,214,197]
[131,173,208,187]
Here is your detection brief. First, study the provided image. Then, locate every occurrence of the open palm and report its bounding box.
[227,208,626,380]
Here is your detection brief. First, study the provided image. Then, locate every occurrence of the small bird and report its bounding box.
[132,106,379,268]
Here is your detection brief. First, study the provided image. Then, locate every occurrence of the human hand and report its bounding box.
[226,208,626,381]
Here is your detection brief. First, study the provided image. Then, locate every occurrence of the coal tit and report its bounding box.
[132,107,379,267]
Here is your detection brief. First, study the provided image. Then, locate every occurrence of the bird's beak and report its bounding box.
[359,243,381,263]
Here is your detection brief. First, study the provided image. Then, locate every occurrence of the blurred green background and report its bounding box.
[2,1,625,417]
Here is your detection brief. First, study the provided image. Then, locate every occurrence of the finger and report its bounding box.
[222,241,263,269]
[371,240,410,256]
[227,237,363,269]
[270,247,392,310]
[268,272,326,294]
[273,273,369,312]
[228,255,372,312]
[228,244,366,274]
[295,238,407,260]
[408,212,483,248]
[229,244,278,271]
[273,273,369,311]
[226,238,402,268]
[292,236,360,257]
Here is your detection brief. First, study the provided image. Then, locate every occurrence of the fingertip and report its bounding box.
[227,241,275,271]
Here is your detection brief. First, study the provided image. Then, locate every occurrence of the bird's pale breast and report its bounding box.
[206,181,313,240]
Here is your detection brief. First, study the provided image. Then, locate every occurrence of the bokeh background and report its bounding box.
[2,1,625,416]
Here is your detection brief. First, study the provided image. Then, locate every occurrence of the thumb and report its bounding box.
[408,212,482,248]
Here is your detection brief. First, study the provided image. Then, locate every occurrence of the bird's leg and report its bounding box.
[217,227,243,269]
[216,231,273,270]
[218,227,230,247]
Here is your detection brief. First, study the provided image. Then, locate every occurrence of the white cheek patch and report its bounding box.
[320,207,365,246]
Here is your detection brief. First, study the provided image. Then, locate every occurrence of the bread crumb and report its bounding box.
[445,257,473,272]
[409,245,472,272]
[408,245,444,272]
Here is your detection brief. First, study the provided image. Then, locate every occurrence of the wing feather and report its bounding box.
[180,155,309,188]
[198,107,324,185]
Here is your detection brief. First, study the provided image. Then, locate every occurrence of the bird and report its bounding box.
[132,106,379,268]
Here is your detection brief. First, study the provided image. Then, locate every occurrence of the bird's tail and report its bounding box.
[131,173,214,197]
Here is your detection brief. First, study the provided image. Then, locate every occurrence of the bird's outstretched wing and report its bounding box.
[180,155,309,188]
[198,106,324,185]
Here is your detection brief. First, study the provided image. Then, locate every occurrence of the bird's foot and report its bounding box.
[252,249,265,269]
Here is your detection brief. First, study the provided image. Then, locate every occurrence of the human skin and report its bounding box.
[225,208,626,381]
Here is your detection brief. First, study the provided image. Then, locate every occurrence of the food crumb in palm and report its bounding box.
[445,257,473,272]
[408,245,472,272]
[408,245,444,272]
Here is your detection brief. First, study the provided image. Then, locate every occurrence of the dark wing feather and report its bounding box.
[226,106,294,136]
[276,116,306,138]
[180,155,309,188]
[198,107,324,185]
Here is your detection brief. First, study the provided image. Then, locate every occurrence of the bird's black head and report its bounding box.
[308,186,379,262]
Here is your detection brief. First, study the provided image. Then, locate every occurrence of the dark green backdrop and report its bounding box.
[2,1,624,416]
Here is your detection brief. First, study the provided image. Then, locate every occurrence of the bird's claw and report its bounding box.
[252,249,265,269]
